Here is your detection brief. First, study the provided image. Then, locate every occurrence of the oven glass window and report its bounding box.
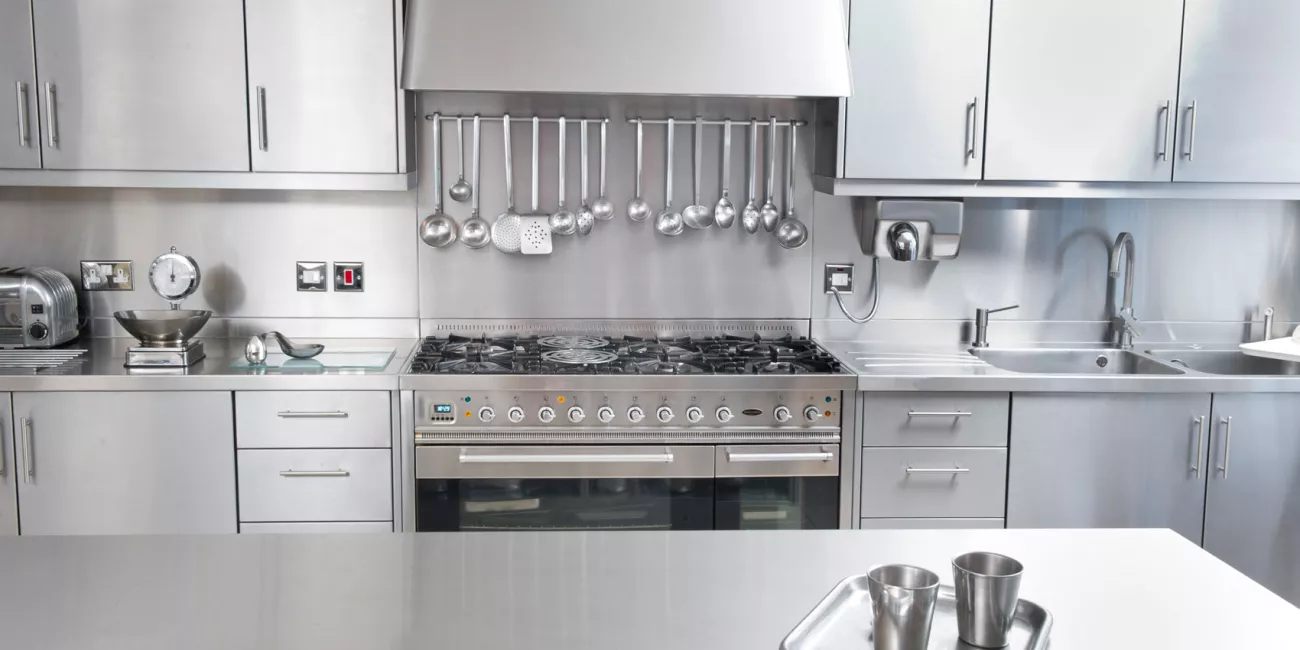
[417,478,715,532]
[714,476,839,530]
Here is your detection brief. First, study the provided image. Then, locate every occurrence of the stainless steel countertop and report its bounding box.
[820,340,1300,392]
[0,337,418,391]
[0,529,1294,649]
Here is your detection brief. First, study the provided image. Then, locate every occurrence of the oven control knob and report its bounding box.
[804,406,822,422]
[715,406,734,423]
[568,406,585,423]
[507,406,525,423]
[28,322,48,341]
[597,406,615,423]
[686,406,703,423]
[656,406,674,423]
[478,406,496,423]
[774,405,793,423]
[538,406,556,423]
[627,406,645,423]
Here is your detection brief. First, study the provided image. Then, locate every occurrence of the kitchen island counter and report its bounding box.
[0,528,1294,649]
[0,337,417,392]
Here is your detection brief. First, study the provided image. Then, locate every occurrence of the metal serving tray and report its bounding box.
[781,575,1052,650]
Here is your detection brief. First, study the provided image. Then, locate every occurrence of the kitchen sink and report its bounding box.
[1145,349,1300,376]
[969,349,1185,375]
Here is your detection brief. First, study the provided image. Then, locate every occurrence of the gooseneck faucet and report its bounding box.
[1109,232,1141,349]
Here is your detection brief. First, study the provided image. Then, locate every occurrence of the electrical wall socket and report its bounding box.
[824,263,853,294]
[81,261,133,291]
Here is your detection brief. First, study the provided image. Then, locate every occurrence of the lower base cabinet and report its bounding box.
[1203,393,1300,607]
[1006,393,1210,544]
[12,391,237,535]
[0,393,16,536]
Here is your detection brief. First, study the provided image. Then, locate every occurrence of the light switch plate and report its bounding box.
[81,260,133,291]
[333,262,364,292]
[296,261,328,292]
[824,263,853,294]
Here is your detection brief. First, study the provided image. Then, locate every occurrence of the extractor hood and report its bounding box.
[401,0,851,97]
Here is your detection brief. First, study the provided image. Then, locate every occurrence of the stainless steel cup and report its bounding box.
[866,564,941,650]
[952,551,1025,648]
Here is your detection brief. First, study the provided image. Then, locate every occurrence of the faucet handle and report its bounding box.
[981,304,1020,316]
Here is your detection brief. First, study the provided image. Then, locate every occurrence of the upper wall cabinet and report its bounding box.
[839,0,991,180]
[983,0,1186,182]
[0,0,39,170]
[1173,0,1300,183]
[246,0,401,174]
[31,0,250,172]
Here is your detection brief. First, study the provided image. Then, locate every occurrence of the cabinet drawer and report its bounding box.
[860,448,1007,518]
[241,522,393,534]
[237,449,392,522]
[859,518,1004,530]
[862,393,1009,447]
[236,391,390,448]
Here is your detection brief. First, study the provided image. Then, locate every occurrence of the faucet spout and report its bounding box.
[1108,232,1138,349]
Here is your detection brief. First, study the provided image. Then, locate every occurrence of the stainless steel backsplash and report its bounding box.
[1,92,1297,344]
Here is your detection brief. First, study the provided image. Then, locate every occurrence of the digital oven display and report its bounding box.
[434,404,453,414]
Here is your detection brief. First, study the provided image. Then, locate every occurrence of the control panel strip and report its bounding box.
[415,430,841,445]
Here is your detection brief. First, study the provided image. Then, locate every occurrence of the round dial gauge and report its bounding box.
[149,247,201,303]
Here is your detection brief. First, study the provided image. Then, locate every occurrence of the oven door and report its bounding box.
[415,445,715,532]
[714,445,840,530]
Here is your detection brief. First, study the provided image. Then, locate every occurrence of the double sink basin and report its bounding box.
[970,348,1300,376]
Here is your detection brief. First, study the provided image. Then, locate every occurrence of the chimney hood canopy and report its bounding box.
[401,0,852,98]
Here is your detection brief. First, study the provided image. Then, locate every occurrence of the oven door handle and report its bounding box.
[458,451,675,464]
[725,451,834,463]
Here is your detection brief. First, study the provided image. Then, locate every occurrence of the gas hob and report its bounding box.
[406,334,845,375]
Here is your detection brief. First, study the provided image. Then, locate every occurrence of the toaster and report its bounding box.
[0,267,79,348]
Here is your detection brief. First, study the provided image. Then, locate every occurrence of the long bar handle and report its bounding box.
[459,452,674,464]
[1191,415,1205,477]
[276,411,349,419]
[726,451,834,463]
[1157,100,1172,161]
[1183,100,1198,161]
[908,410,972,418]
[1218,416,1232,478]
[279,470,350,478]
[905,465,970,475]
[965,98,978,160]
[256,86,268,151]
[20,418,33,483]
[43,83,57,148]
[15,82,29,148]
[0,416,5,477]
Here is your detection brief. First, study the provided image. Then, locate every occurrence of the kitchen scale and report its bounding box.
[119,247,210,369]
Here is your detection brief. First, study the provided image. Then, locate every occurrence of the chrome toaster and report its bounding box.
[0,267,79,348]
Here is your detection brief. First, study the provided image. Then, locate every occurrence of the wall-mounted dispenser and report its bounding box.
[857,199,964,261]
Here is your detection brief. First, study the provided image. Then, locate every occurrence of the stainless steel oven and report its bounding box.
[414,443,839,532]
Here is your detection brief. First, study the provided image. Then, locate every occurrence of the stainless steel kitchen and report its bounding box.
[1,0,1298,648]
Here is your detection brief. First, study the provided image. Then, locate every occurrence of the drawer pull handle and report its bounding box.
[905,465,969,475]
[907,411,972,418]
[279,470,350,478]
[276,411,349,419]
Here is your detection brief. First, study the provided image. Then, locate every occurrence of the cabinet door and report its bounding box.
[1174,1,1300,183]
[13,392,237,535]
[1006,394,1211,544]
[30,0,249,171]
[842,0,990,180]
[246,0,398,173]
[0,0,38,169]
[1204,394,1300,607]
[983,0,1185,182]
[0,393,15,536]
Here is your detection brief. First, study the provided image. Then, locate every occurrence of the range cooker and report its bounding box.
[404,333,856,532]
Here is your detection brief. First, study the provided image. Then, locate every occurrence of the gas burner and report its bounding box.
[435,359,515,374]
[541,349,620,365]
[629,360,707,375]
[753,361,813,374]
[539,336,610,350]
